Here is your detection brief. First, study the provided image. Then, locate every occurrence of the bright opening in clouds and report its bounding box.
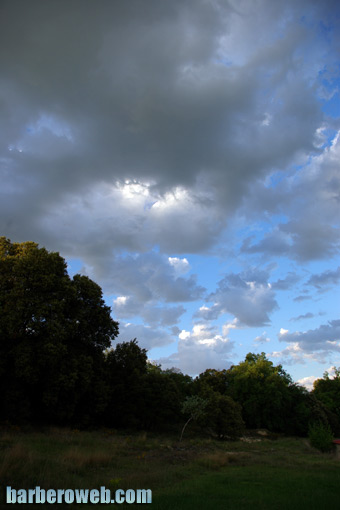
[1,0,339,382]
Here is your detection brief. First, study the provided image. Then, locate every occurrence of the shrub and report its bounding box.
[308,422,333,452]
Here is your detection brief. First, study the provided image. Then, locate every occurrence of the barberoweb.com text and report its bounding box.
[6,486,152,504]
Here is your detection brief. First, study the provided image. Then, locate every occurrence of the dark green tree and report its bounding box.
[141,367,183,431]
[104,339,148,428]
[312,368,340,419]
[222,353,294,431]
[199,392,245,439]
[0,237,119,425]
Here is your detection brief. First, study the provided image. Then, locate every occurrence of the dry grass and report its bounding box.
[0,442,34,478]
[62,447,114,470]
[197,451,251,470]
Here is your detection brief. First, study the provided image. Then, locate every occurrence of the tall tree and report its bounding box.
[0,237,119,425]
[220,353,294,431]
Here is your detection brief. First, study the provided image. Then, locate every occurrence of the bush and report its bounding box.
[308,422,333,452]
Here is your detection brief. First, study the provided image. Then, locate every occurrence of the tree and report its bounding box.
[0,237,119,425]
[223,353,294,431]
[195,368,229,395]
[312,368,340,419]
[180,395,208,441]
[141,368,183,431]
[104,339,148,428]
[199,392,245,439]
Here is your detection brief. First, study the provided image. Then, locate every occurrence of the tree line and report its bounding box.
[1,237,339,437]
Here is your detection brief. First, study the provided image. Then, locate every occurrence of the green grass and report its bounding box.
[0,427,339,509]
[155,465,340,509]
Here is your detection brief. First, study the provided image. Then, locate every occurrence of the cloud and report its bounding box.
[116,322,174,351]
[278,319,340,353]
[157,323,234,375]
[104,252,205,302]
[254,332,271,344]
[113,296,186,327]
[168,257,190,276]
[290,312,315,322]
[240,133,340,262]
[271,272,300,290]
[208,270,278,327]
[293,294,312,303]
[271,343,321,365]
[1,0,338,262]
[297,376,317,391]
[307,266,340,290]
[1,0,340,379]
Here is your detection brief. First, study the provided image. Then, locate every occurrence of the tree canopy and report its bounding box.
[0,237,119,424]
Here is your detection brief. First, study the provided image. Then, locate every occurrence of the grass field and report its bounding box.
[0,427,339,509]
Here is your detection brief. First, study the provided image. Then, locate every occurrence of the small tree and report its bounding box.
[180,395,207,441]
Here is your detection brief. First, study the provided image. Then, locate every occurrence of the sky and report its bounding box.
[1,0,340,388]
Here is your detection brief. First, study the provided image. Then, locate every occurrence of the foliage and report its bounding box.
[104,339,148,428]
[0,237,119,425]
[199,392,245,439]
[226,353,293,430]
[312,368,340,420]
[140,370,183,431]
[195,369,229,395]
[308,421,333,452]
[180,396,208,441]
[181,395,208,420]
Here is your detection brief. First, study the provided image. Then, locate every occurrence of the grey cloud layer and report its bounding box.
[1,0,338,259]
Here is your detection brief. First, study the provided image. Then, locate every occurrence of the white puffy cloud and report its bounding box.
[297,375,317,391]
[271,343,320,365]
[157,323,234,375]
[168,257,190,276]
